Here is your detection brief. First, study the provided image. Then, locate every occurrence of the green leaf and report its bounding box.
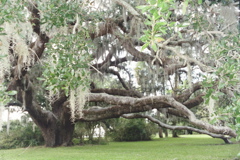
[236,117,240,124]
[218,82,225,89]
[141,42,150,51]
[156,21,167,26]
[203,82,213,88]
[216,92,224,97]
[182,0,189,15]
[148,0,156,5]
[198,0,202,4]
[136,5,152,13]
[178,32,183,39]
[145,21,152,26]
[151,43,158,52]
[7,90,17,96]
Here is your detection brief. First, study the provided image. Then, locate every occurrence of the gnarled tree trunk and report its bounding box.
[38,112,74,147]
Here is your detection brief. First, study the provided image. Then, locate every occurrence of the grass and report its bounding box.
[0,135,239,160]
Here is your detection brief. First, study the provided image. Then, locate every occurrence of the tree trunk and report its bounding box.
[40,120,74,147]
[38,105,74,147]
[22,83,75,147]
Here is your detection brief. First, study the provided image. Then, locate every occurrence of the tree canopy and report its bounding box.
[0,0,239,147]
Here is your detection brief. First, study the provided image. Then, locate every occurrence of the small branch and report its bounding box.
[106,69,129,90]
[72,14,79,34]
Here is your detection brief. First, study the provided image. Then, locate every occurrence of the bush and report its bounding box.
[0,120,44,149]
[107,118,158,141]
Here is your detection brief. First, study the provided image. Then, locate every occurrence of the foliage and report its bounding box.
[0,135,239,160]
[0,120,44,149]
[107,118,158,141]
[41,32,92,96]
[201,34,240,139]
[137,0,177,52]
[138,0,240,142]
[0,0,26,35]
[0,88,17,106]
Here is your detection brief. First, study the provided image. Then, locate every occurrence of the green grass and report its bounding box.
[0,135,239,160]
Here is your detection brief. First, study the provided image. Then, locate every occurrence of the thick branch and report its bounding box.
[87,93,237,137]
[81,105,152,121]
[27,2,41,34]
[175,82,202,102]
[183,94,204,109]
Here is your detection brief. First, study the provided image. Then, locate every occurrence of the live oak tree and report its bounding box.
[0,0,239,147]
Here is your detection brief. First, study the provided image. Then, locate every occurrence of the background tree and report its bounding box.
[0,0,239,147]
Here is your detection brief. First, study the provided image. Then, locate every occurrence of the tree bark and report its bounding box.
[40,118,74,147]
[29,98,74,147]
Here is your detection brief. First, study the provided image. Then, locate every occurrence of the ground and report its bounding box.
[0,135,239,160]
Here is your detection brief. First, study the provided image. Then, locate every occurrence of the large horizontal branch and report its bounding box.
[81,105,152,121]
[122,114,233,144]
[86,93,237,137]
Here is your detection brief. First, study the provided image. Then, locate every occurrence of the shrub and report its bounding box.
[0,120,44,149]
[107,118,158,141]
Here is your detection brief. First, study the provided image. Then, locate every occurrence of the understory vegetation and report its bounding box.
[0,120,44,149]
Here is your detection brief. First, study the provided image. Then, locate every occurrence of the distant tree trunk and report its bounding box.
[172,130,178,138]
[7,107,10,135]
[187,130,193,134]
[164,129,168,138]
[79,133,84,145]
[158,127,163,138]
